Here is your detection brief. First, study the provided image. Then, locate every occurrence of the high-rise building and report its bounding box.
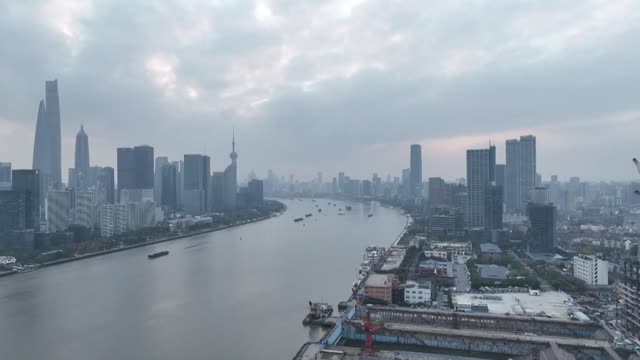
[117,145,154,198]
[428,177,446,206]
[526,202,556,254]
[573,255,608,286]
[0,162,11,189]
[247,179,264,208]
[161,164,178,211]
[223,133,238,210]
[32,80,62,188]
[211,172,225,211]
[530,186,550,204]
[74,190,96,229]
[0,190,26,232]
[362,180,372,197]
[183,154,210,215]
[401,168,411,195]
[12,169,40,229]
[154,157,169,204]
[47,190,71,233]
[338,172,345,193]
[100,203,127,237]
[98,167,115,204]
[483,182,503,230]
[495,164,505,189]
[505,135,536,213]
[466,145,495,228]
[410,144,422,198]
[75,125,90,171]
[134,145,154,190]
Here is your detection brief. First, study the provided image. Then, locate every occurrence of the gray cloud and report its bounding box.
[1,0,639,181]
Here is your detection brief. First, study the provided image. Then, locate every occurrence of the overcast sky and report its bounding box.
[1,0,640,182]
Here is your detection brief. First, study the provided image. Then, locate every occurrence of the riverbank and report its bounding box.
[1,209,285,278]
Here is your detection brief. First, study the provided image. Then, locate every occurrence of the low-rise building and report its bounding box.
[479,243,502,256]
[404,281,431,304]
[477,264,508,280]
[418,256,453,277]
[363,273,397,303]
[573,254,608,286]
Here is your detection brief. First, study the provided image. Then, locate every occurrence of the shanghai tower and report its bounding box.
[32,80,62,187]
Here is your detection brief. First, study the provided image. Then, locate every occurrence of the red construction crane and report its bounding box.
[361,309,382,356]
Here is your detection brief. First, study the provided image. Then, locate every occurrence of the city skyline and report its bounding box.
[2,2,640,181]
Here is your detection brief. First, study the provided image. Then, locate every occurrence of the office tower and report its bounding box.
[0,191,26,232]
[428,177,446,206]
[174,160,183,209]
[526,202,556,254]
[183,154,210,215]
[47,190,71,232]
[410,144,422,198]
[535,173,542,187]
[161,164,178,211]
[211,172,225,211]
[134,145,154,190]
[117,147,136,191]
[466,145,495,228]
[98,167,115,204]
[75,125,90,171]
[11,169,40,229]
[74,190,96,229]
[32,80,62,188]
[248,179,264,208]
[495,164,505,189]
[505,135,537,213]
[0,162,11,188]
[223,133,238,210]
[483,183,503,230]
[117,145,154,198]
[154,157,169,204]
[401,168,411,195]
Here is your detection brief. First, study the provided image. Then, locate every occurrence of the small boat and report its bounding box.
[318,209,322,212]
[148,251,169,259]
[294,217,304,222]
[346,206,352,211]
[338,213,345,216]
[368,214,373,218]
[305,213,313,217]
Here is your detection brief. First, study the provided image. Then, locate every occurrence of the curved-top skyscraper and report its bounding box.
[32,80,62,187]
[75,125,90,171]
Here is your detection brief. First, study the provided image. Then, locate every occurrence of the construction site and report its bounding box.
[293,302,623,360]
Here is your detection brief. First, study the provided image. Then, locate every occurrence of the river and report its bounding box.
[0,199,407,360]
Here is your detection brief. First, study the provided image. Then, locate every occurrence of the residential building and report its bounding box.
[428,177,446,206]
[573,255,608,286]
[47,190,71,232]
[483,182,503,231]
[617,262,640,337]
[100,203,127,237]
[527,202,556,254]
[466,145,495,228]
[98,167,115,204]
[363,273,396,303]
[404,281,431,304]
[74,190,96,229]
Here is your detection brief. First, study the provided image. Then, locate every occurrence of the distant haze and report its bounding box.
[1,1,640,182]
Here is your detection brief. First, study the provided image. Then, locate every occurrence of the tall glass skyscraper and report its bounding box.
[466,145,495,228]
[75,125,90,171]
[32,80,62,187]
[410,144,422,198]
[505,135,537,213]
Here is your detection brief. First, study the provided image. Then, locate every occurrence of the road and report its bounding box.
[453,263,471,292]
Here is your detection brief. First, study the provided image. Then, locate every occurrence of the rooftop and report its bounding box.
[480,243,502,254]
[455,291,573,319]
[365,273,394,288]
[477,264,507,280]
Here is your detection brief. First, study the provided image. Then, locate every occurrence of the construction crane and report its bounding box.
[351,287,384,356]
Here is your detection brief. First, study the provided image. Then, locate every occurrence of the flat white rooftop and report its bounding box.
[454,291,572,319]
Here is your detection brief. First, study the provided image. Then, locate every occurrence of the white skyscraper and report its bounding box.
[47,190,71,232]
